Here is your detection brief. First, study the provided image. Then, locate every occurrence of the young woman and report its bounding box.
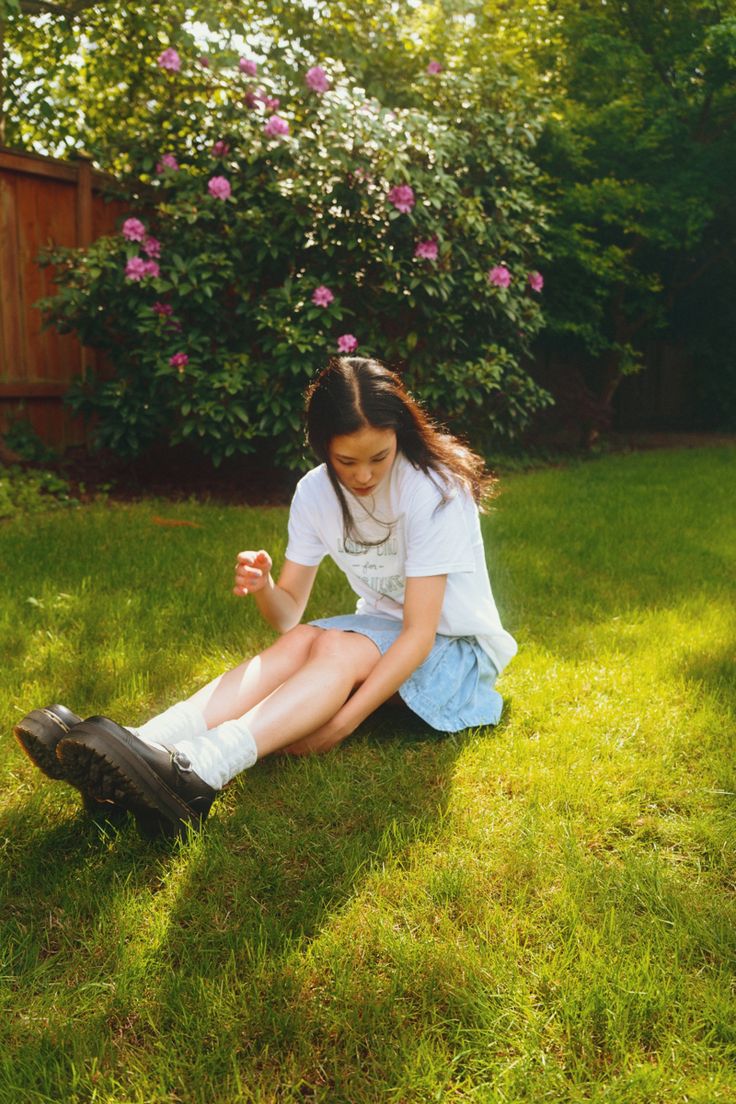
[13,357,516,835]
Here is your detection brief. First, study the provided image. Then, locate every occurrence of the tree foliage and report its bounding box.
[532,0,736,438]
[36,50,549,464]
[2,1,460,156]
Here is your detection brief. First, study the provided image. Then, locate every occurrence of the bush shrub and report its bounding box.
[0,467,77,521]
[39,56,551,466]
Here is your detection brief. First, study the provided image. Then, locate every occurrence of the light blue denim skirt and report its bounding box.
[309,613,503,733]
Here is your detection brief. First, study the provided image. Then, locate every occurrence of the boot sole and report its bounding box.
[58,730,200,829]
[13,710,127,825]
[13,711,72,780]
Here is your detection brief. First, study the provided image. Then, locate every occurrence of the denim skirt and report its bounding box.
[309,613,503,733]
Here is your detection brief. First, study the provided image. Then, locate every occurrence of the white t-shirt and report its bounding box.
[285,452,517,673]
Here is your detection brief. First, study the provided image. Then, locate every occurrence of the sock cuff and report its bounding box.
[168,717,258,790]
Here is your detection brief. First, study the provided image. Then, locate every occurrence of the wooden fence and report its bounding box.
[0,146,127,449]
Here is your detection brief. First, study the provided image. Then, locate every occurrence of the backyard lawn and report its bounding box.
[1,446,734,1104]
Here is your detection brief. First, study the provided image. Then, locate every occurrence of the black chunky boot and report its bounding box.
[13,705,127,824]
[57,715,218,835]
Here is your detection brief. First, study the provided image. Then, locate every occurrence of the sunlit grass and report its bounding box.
[0,447,734,1103]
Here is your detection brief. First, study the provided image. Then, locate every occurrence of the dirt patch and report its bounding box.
[56,443,299,507]
[35,431,736,507]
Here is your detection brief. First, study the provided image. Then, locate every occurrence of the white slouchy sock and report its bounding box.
[169,717,259,791]
[129,700,208,748]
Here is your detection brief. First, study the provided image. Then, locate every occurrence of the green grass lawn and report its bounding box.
[1,446,734,1104]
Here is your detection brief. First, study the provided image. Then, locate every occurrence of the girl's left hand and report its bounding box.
[233,549,273,596]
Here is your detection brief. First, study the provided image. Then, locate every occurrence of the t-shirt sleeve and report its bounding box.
[285,478,327,566]
[404,475,477,577]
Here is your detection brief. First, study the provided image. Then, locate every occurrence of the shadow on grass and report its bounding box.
[153,704,473,954]
[0,703,497,1099]
[683,640,736,718]
[135,713,491,1096]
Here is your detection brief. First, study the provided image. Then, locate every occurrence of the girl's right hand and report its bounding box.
[233,549,273,596]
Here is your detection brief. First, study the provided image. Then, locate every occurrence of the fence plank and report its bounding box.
[0,381,68,397]
[0,149,77,183]
[0,173,24,380]
[76,156,93,247]
[0,146,128,449]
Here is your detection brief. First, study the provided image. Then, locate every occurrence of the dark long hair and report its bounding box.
[305,357,494,544]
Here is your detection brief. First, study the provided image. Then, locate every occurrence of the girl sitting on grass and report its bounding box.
[13,357,516,835]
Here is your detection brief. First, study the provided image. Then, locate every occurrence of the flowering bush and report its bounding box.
[207,175,232,200]
[156,153,179,174]
[157,48,181,73]
[488,265,512,289]
[305,66,331,93]
[387,184,416,214]
[39,57,550,466]
[263,114,290,138]
[414,239,439,261]
[122,217,146,242]
[311,286,335,308]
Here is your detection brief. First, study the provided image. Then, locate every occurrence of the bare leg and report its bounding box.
[186,623,323,728]
[239,630,381,758]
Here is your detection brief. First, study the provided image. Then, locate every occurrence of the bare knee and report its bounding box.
[271,623,318,653]
[235,623,320,674]
[308,629,348,661]
[283,623,322,649]
[308,629,380,682]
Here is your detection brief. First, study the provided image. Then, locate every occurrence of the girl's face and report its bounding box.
[328,425,398,498]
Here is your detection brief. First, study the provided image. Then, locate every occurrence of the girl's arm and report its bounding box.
[234,552,319,633]
[286,573,447,754]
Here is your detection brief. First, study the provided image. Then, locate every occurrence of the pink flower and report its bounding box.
[157,48,181,72]
[169,352,189,371]
[261,94,280,112]
[243,90,258,109]
[528,270,544,292]
[142,235,161,258]
[488,265,511,288]
[239,57,258,76]
[156,153,179,174]
[153,301,173,316]
[125,257,159,281]
[426,60,443,75]
[125,257,147,281]
[211,140,230,157]
[387,184,415,214]
[305,66,330,93]
[337,334,358,353]
[264,115,289,138]
[208,175,232,200]
[414,239,438,261]
[198,55,210,68]
[312,285,334,308]
[122,217,146,242]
